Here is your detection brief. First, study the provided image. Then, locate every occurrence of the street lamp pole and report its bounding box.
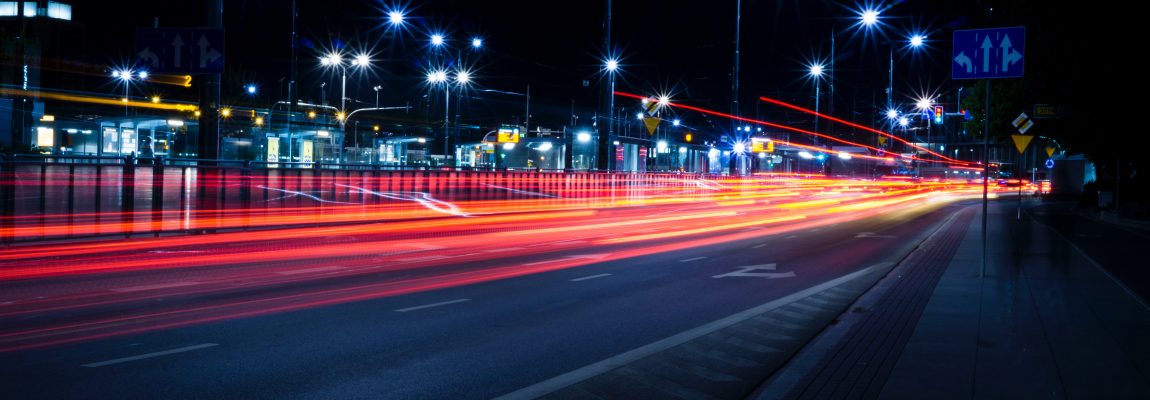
[443,83,450,158]
[808,64,823,145]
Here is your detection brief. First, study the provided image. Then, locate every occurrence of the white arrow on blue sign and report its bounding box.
[952,26,1025,79]
[136,28,225,74]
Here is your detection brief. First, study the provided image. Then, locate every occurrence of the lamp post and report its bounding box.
[808,63,824,144]
[320,51,371,162]
[111,69,146,117]
[603,58,619,171]
[427,69,471,164]
[887,33,926,126]
[915,96,934,167]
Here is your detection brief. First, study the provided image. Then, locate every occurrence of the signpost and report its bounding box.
[953,26,1026,277]
[136,28,225,74]
[952,27,1025,79]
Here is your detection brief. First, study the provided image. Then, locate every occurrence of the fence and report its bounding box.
[2,155,734,244]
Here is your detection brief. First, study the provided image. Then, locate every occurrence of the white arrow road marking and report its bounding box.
[712,263,796,279]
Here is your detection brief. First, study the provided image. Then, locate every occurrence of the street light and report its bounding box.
[603,57,619,171]
[859,8,880,29]
[111,68,146,115]
[915,96,935,161]
[427,68,472,163]
[808,63,824,144]
[887,33,927,127]
[319,50,372,162]
[387,10,404,26]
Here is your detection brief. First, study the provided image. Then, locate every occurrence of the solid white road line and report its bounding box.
[569,273,612,282]
[82,343,218,367]
[394,298,471,313]
[679,257,707,262]
[752,243,767,249]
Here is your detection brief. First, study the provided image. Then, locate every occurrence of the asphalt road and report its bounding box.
[0,199,969,399]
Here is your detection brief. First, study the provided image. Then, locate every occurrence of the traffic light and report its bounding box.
[933,105,943,123]
[685,133,693,142]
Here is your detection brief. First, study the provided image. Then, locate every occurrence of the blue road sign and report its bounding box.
[952,27,1025,79]
[1045,158,1055,169]
[136,28,225,74]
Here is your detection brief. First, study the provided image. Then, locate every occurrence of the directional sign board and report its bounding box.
[952,27,1025,79]
[136,28,225,74]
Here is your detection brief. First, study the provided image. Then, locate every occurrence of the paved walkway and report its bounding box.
[754,199,1150,399]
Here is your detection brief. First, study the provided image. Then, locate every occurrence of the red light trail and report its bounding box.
[613,91,968,167]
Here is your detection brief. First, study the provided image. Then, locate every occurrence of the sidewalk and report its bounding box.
[754,200,1150,399]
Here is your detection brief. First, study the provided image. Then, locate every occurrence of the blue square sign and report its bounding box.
[952,27,1025,79]
[136,28,225,74]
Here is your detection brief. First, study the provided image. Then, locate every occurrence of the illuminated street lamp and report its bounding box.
[808,63,824,143]
[427,68,473,161]
[111,68,146,115]
[319,51,372,161]
[888,32,928,125]
[603,57,620,171]
[859,8,880,29]
[387,10,404,26]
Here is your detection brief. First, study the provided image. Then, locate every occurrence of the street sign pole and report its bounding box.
[953,27,1025,278]
[982,80,989,278]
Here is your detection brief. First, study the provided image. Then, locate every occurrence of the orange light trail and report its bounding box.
[0,88,198,112]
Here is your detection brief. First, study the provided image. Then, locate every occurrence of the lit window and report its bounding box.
[0,2,19,16]
[46,1,71,20]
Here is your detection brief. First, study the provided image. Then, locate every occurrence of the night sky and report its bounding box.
[73,1,1138,159]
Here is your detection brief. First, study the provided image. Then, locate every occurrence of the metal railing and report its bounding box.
[1,155,727,244]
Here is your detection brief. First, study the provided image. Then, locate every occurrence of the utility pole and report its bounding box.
[198,0,223,160]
